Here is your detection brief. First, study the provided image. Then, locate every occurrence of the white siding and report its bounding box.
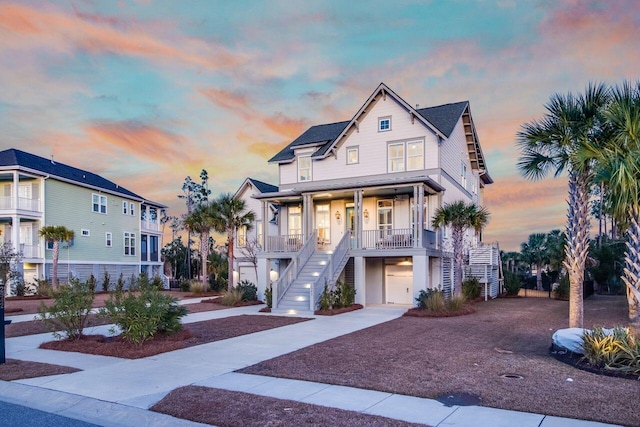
[279,97,439,186]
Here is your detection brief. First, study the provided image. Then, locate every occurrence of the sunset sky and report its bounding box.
[2,1,639,251]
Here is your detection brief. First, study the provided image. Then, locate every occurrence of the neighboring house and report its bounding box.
[0,148,166,292]
[232,178,279,286]
[242,83,499,313]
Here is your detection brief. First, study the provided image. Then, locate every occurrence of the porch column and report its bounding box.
[256,257,268,303]
[12,172,18,210]
[354,190,362,249]
[302,194,312,237]
[412,254,428,303]
[417,185,425,248]
[261,201,268,250]
[354,256,366,306]
[9,215,20,296]
[413,185,419,247]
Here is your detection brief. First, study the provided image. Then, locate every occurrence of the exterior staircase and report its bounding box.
[276,251,331,313]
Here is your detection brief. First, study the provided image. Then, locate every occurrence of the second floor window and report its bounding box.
[130,202,135,216]
[123,201,128,215]
[105,232,112,247]
[298,156,311,182]
[92,194,107,214]
[124,232,136,256]
[388,140,424,173]
[346,147,359,164]
[388,143,404,172]
[461,162,468,189]
[289,206,302,235]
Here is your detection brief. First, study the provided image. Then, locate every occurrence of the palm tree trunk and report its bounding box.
[52,241,60,289]
[228,229,235,291]
[564,170,590,328]
[200,231,209,291]
[622,208,640,337]
[452,227,464,297]
[536,263,543,291]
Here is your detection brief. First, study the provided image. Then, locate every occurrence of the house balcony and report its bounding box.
[20,243,42,259]
[0,196,42,214]
[264,229,438,254]
[141,220,161,232]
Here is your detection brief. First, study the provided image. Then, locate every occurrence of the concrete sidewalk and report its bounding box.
[2,304,621,427]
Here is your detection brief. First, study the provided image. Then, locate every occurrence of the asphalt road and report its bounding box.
[0,400,99,426]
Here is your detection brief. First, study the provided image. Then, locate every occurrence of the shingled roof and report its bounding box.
[0,148,144,200]
[268,101,468,164]
[248,178,278,194]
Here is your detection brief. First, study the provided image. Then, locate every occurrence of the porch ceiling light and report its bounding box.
[399,258,413,266]
[363,209,369,219]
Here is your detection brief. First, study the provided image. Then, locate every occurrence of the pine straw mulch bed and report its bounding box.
[0,359,80,381]
[151,386,427,427]
[38,315,311,359]
[403,305,476,317]
[239,295,639,427]
[5,299,230,338]
[314,304,363,316]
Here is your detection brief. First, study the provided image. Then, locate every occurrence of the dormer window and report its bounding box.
[298,155,311,182]
[378,116,391,132]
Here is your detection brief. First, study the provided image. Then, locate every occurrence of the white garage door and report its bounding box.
[239,266,257,286]
[385,265,413,304]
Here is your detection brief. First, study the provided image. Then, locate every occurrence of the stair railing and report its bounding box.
[310,231,351,311]
[274,230,318,308]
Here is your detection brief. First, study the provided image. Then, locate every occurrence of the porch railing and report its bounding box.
[142,221,161,232]
[311,231,351,310]
[0,197,41,212]
[20,244,40,258]
[266,233,304,252]
[362,228,414,249]
[274,230,318,307]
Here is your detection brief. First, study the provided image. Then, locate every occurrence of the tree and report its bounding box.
[520,233,548,291]
[578,81,640,334]
[161,236,187,279]
[211,193,255,290]
[39,225,74,289]
[432,200,490,297]
[0,242,21,295]
[183,202,217,290]
[178,170,211,279]
[517,83,610,328]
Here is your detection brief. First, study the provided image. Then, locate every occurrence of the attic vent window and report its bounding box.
[378,117,391,132]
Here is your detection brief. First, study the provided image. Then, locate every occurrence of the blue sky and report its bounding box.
[1,0,639,250]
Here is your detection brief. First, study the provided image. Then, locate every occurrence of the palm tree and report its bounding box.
[578,82,640,334]
[432,200,490,297]
[183,202,217,291]
[520,233,548,291]
[211,193,255,290]
[517,83,610,328]
[39,225,74,289]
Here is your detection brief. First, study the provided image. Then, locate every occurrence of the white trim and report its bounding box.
[297,155,312,182]
[92,193,107,214]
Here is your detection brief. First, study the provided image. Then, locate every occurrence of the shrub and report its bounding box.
[582,326,640,375]
[34,278,52,297]
[100,284,187,345]
[116,273,125,293]
[37,278,95,340]
[101,270,111,292]
[150,275,164,291]
[462,276,481,300]
[236,280,258,301]
[15,281,27,297]
[179,278,190,292]
[416,288,445,311]
[264,285,273,308]
[86,274,97,293]
[189,280,206,294]
[446,295,466,311]
[208,273,226,292]
[219,288,243,306]
[503,271,521,296]
[555,273,570,299]
[318,283,332,311]
[334,280,355,308]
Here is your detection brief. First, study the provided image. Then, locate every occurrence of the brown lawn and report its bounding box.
[151,386,428,427]
[239,296,639,426]
[0,359,80,381]
[39,315,311,359]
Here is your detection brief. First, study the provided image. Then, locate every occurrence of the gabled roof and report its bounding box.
[0,148,144,200]
[268,83,474,164]
[248,178,278,194]
[234,177,279,199]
